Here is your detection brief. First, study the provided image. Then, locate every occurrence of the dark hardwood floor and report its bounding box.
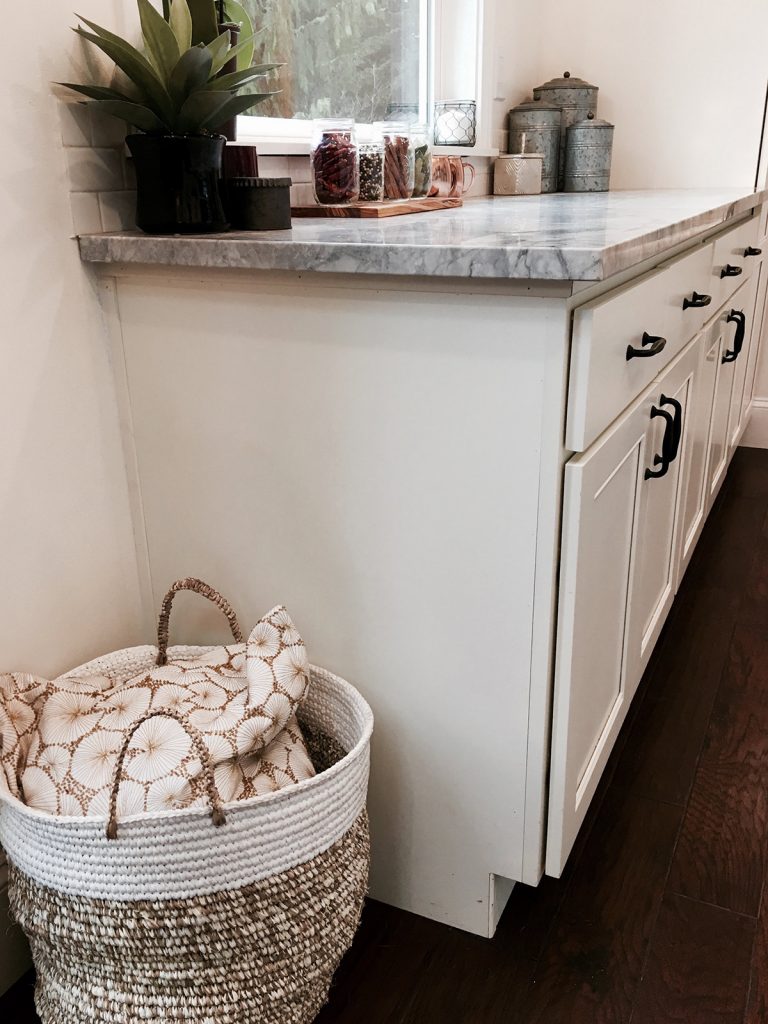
[4,446,768,1023]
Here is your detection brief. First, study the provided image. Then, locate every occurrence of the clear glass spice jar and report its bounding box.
[311,119,359,205]
[357,126,385,202]
[375,122,415,200]
[410,123,433,198]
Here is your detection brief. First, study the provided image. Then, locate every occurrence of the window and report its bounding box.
[244,0,427,124]
[237,0,490,152]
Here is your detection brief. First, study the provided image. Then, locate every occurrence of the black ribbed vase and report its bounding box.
[126,134,228,234]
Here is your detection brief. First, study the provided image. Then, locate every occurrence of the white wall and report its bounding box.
[490,0,768,189]
[0,0,144,990]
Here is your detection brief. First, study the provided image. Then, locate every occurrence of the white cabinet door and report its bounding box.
[626,341,699,681]
[547,341,697,876]
[676,328,717,584]
[728,270,761,449]
[705,311,737,504]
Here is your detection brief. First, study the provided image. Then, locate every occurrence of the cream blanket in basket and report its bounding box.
[0,606,315,817]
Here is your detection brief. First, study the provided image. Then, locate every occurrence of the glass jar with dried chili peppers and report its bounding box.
[311,120,360,205]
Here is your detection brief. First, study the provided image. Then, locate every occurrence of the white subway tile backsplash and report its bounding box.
[258,155,292,178]
[66,146,124,192]
[286,156,312,184]
[98,190,137,232]
[69,191,103,235]
[89,107,128,149]
[58,102,91,148]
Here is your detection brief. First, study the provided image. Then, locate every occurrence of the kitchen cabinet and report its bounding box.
[81,192,767,937]
[550,222,766,876]
[548,339,699,874]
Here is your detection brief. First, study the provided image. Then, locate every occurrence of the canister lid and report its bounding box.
[227,177,293,188]
[569,112,614,129]
[510,98,562,113]
[534,71,598,92]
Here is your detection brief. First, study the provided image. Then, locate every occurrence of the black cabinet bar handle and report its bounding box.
[745,246,762,257]
[626,331,667,361]
[645,405,675,480]
[721,264,743,278]
[663,394,683,463]
[683,291,712,310]
[723,309,746,363]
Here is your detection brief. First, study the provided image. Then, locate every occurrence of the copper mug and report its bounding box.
[429,156,476,198]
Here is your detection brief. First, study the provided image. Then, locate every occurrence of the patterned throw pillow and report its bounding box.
[0,607,316,817]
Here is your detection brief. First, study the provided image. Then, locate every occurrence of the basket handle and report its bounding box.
[156,578,244,666]
[106,709,227,840]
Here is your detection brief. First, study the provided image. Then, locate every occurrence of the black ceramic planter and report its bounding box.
[126,134,228,235]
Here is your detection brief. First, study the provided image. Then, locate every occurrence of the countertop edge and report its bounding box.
[77,190,768,284]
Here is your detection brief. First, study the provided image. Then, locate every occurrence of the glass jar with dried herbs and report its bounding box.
[311,120,360,205]
[375,122,415,200]
[410,123,433,198]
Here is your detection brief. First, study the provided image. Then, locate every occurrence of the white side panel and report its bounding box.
[114,272,568,937]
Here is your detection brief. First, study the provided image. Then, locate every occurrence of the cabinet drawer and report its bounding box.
[567,242,714,451]
[710,215,760,308]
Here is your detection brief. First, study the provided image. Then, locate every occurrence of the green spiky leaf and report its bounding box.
[197,90,279,129]
[208,64,281,91]
[211,33,256,74]
[187,0,219,44]
[74,25,173,122]
[138,0,180,81]
[206,30,232,75]
[89,99,167,133]
[223,0,254,69]
[176,89,236,132]
[169,0,193,51]
[59,82,136,103]
[168,45,213,107]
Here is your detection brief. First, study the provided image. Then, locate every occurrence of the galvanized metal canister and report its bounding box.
[507,100,561,193]
[563,113,614,192]
[533,71,598,188]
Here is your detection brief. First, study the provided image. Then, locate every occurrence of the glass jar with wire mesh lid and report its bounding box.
[434,101,477,147]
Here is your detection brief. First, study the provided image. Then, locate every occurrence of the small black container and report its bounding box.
[126,134,228,234]
[225,177,292,230]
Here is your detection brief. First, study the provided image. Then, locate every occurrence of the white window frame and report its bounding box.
[236,0,496,156]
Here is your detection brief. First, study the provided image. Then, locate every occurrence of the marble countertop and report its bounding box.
[78,188,767,282]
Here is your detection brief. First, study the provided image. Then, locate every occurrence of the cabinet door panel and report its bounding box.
[548,339,700,877]
[706,316,736,503]
[547,402,648,876]
[627,342,698,681]
[728,271,761,449]
[677,329,716,583]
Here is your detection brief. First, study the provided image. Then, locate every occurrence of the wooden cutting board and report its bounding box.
[291,196,462,218]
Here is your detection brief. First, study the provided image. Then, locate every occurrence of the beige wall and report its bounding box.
[0,0,145,988]
[491,0,768,189]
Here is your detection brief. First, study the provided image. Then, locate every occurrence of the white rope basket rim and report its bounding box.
[0,655,373,829]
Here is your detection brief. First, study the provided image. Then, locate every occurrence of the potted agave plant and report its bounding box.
[62,0,278,233]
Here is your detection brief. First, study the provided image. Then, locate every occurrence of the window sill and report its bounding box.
[234,135,498,160]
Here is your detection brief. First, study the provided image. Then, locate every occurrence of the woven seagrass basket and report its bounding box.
[0,583,373,1024]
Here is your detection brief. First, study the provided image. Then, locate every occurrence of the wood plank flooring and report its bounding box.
[4,446,768,1024]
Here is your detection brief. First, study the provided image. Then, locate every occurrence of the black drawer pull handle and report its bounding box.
[626,331,667,361]
[683,291,712,310]
[745,246,762,257]
[645,406,675,480]
[721,264,743,278]
[645,394,683,481]
[723,309,746,363]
